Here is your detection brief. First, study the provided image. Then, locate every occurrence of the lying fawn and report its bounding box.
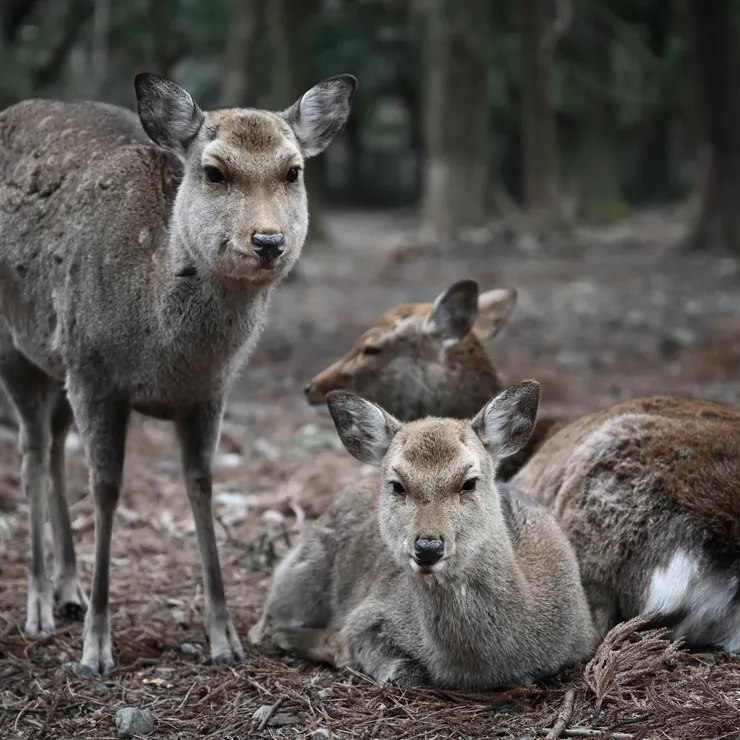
[0,71,355,673]
[303,279,565,480]
[250,382,596,689]
[512,395,740,650]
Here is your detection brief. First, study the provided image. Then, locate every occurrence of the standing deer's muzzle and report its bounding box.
[252,232,286,261]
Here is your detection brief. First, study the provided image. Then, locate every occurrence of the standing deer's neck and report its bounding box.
[151,223,274,356]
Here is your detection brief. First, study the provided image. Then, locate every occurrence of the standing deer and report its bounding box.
[303,279,565,480]
[0,71,355,674]
[250,381,596,689]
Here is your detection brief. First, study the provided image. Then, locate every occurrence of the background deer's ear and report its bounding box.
[475,288,517,339]
[422,280,480,348]
[327,391,402,465]
[471,381,540,458]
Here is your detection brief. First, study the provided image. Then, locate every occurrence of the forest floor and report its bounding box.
[2,207,740,739]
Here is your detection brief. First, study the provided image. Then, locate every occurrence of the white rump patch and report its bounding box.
[643,549,740,652]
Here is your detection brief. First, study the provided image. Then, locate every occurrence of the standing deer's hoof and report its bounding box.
[55,577,88,621]
[208,619,245,665]
[25,580,55,636]
[77,615,115,675]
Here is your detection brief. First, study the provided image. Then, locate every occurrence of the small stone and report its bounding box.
[180,642,201,655]
[115,707,154,737]
[154,666,174,680]
[0,665,20,679]
[88,681,110,695]
[270,712,300,726]
[311,730,331,740]
[252,705,272,723]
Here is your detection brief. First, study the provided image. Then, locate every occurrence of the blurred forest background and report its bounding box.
[1,0,737,254]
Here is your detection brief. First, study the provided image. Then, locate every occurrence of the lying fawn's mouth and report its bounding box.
[409,557,447,575]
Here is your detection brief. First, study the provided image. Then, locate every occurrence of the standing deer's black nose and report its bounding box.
[252,232,285,260]
[414,538,445,565]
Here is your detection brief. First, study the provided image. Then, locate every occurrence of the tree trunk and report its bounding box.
[684,0,740,254]
[420,0,489,240]
[271,0,330,244]
[520,0,558,215]
[91,0,110,99]
[578,20,630,224]
[218,0,268,108]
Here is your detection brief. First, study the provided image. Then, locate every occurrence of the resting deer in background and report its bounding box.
[250,381,596,689]
[0,71,355,674]
[303,279,566,480]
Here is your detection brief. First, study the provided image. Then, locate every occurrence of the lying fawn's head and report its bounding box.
[134,73,356,283]
[327,381,540,576]
[305,280,517,420]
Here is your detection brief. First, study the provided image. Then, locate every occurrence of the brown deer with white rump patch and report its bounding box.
[0,71,355,674]
[250,381,597,689]
[512,396,740,649]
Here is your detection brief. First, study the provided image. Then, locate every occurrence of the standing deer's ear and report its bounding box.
[135,73,204,159]
[422,279,480,348]
[475,288,517,339]
[281,75,357,158]
[471,380,540,459]
[327,391,402,466]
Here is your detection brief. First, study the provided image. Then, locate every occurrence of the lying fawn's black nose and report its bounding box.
[414,538,444,565]
[252,232,286,260]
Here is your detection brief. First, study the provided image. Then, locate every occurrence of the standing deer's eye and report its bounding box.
[391,481,406,495]
[205,166,225,184]
[362,345,382,356]
[461,477,478,493]
[286,166,301,183]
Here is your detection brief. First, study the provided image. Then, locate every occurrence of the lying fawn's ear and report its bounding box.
[327,390,401,466]
[422,279,480,348]
[475,288,517,339]
[282,75,357,159]
[135,73,204,159]
[471,380,540,459]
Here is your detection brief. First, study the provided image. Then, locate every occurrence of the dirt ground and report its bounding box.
[2,208,740,739]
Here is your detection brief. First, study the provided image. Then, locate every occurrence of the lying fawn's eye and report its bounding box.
[391,481,406,495]
[461,477,478,493]
[205,166,225,184]
[362,345,382,356]
[286,166,301,183]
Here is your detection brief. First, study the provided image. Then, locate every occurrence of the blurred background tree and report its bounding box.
[0,0,736,251]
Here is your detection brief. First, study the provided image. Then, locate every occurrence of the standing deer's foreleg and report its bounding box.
[175,400,244,664]
[66,381,129,675]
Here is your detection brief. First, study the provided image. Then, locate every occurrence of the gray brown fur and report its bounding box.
[0,72,355,674]
[512,395,740,651]
[250,382,596,690]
